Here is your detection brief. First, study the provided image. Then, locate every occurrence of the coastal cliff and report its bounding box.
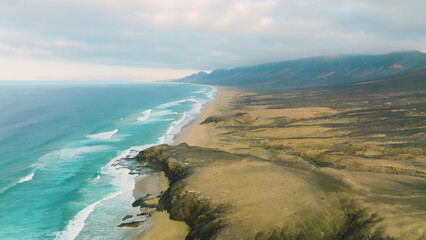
[136,144,388,240]
[135,70,426,239]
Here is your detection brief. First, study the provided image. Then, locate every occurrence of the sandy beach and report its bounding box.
[133,86,240,239]
[175,86,240,146]
[134,172,188,240]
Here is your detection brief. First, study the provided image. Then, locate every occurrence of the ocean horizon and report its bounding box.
[0,81,215,240]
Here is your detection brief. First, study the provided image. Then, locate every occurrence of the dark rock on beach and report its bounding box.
[137,211,154,217]
[116,220,145,228]
[131,194,153,207]
[121,215,133,221]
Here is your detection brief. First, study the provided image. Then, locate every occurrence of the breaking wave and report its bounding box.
[54,191,121,240]
[18,172,35,183]
[86,129,119,140]
[137,109,152,122]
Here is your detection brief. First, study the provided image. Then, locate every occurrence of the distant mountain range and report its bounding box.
[179,51,426,88]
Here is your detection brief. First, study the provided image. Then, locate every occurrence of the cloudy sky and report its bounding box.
[0,0,425,81]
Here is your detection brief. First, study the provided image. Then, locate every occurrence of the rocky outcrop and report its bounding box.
[136,144,390,240]
[116,221,145,228]
[121,215,133,221]
[137,144,227,239]
[132,194,157,208]
[137,144,191,183]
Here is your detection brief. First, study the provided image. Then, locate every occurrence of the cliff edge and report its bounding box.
[137,144,387,240]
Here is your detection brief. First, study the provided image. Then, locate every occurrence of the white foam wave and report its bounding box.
[54,191,121,240]
[43,146,112,161]
[165,125,174,135]
[18,172,35,183]
[55,143,156,239]
[157,104,199,144]
[157,87,216,145]
[86,129,119,140]
[160,118,176,121]
[100,144,156,190]
[0,185,12,194]
[157,135,166,144]
[192,87,216,100]
[151,110,178,116]
[156,98,198,109]
[172,112,187,126]
[158,112,189,144]
[206,87,217,100]
[32,145,112,170]
[0,170,38,194]
[134,110,177,125]
[137,109,152,122]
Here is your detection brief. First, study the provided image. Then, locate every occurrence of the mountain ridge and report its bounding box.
[179,51,426,88]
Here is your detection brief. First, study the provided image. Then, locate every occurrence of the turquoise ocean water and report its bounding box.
[0,81,215,240]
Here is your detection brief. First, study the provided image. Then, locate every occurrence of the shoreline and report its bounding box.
[175,86,240,146]
[130,70,426,239]
[132,86,238,239]
[133,172,188,240]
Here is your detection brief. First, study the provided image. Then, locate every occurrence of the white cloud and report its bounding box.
[0,56,198,81]
[0,42,16,52]
[0,41,53,56]
[45,40,89,49]
[0,0,424,79]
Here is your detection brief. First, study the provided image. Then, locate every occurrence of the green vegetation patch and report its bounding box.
[201,116,228,125]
